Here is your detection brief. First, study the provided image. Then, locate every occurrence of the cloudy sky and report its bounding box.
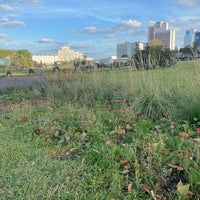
[0,0,200,59]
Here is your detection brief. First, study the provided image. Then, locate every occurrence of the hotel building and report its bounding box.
[147,21,175,50]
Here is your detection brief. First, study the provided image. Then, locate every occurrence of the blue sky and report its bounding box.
[0,0,200,59]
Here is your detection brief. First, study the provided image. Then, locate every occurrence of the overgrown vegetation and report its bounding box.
[0,61,200,199]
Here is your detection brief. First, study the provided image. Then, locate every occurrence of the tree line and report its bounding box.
[0,49,32,69]
[1,42,199,71]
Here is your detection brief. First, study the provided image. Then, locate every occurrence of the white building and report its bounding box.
[148,21,175,50]
[32,55,59,65]
[32,45,85,65]
[184,29,196,47]
[117,42,146,58]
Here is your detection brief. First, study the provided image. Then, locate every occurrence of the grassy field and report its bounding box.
[0,61,200,199]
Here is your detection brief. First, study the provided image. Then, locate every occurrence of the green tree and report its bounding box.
[133,40,176,70]
[15,49,33,68]
[0,49,33,69]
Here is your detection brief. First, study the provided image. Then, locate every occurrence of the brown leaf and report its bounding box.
[190,138,200,143]
[168,164,184,171]
[120,160,130,170]
[34,128,45,135]
[116,126,126,134]
[65,135,70,142]
[142,184,152,194]
[155,195,168,200]
[105,139,115,146]
[54,130,60,138]
[133,161,140,167]
[179,132,190,138]
[74,132,81,136]
[128,183,133,192]
[21,115,28,122]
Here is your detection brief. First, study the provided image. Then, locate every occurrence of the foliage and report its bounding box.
[0,48,33,69]
[133,41,176,70]
[179,46,198,59]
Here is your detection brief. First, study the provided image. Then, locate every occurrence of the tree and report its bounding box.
[15,49,33,68]
[0,49,33,68]
[179,46,198,60]
[133,40,176,70]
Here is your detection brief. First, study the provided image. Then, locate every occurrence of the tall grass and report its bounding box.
[39,60,200,123]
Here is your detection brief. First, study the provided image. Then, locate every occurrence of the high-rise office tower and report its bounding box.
[184,29,196,47]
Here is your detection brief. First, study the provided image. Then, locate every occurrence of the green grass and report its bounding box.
[0,61,200,199]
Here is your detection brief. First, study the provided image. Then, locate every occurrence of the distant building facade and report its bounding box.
[32,55,59,65]
[148,21,175,50]
[117,42,146,58]
[184,29,196,47]
[194,31,200,50]
[32,45,85,65]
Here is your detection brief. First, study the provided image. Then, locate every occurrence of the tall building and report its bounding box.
[184,29,196,47]
[147,21,175,50]
[117,42,146,58]
[194,32,200,50]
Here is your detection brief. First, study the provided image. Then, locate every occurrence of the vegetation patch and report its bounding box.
[0,61,200,199]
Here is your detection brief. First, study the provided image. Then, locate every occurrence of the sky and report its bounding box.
[0,0,200,59]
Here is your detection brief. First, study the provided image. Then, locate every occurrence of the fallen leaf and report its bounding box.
[105,139,115,146]
[54,130,60,138]
[168,164,184,171]
[74,132,81,136]
[21,115,28,122]
[177,180,193,198]
[65,135,70,142]
[190,138,200,143]
[128,183,132,192]
[155,195,168,200]
[34,128,45,135]
[116,126,126,134]
[179,132,190,138]
[120,160,130,170]
[142,184,152,194]
[133,161,140,167]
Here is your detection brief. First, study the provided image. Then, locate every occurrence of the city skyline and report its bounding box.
[0,0,200,59]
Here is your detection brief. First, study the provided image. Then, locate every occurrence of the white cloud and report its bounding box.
[1,17,9,22]
[175,0,198,7]
[0,33,8,39]
[2,20,25,28]
[18,0,40,3]
[83,19,141,35]
[83,27,97,34]
[37,38,55,44]
[0,0,41,4]
[120,20,141,28]
[0,4,20,12]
